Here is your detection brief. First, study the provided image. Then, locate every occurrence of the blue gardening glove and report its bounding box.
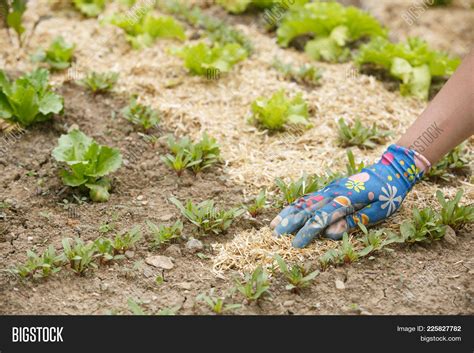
[271,144,431,248]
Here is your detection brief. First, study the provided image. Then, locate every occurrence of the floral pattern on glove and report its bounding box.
[271,144,429,248]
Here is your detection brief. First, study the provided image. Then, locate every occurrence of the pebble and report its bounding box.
[164,244,182,257]
[283,300,295,307]
[443,226,457,245]
[158,213,174,222]
[335,279,345,290]
[176,282,192,291]
[125,250,135,259]
[136,195,144,201]
[145,255,174,270]
[185,238,203,253]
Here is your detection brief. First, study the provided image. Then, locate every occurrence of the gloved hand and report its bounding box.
[271,144,431,248]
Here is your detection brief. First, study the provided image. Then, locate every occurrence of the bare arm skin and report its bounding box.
[397,48,474,164]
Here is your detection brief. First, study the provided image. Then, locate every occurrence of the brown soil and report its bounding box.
[0,0,473,315]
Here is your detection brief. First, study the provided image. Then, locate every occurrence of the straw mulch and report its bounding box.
[1,1,473,277]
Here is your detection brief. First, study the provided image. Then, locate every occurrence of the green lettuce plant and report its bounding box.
[277,2,386,62]
[250,90,310,131]
[0,68,64,127]
[355,37,460,100]
[106,11,185,49]
[174,42,247,76]
[52,129,123,202]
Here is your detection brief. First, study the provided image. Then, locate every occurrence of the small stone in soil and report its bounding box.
[164,244,182,257]
[158,213,174,221]
[335,279,345,290]
[283,300,295,307]
[125,250,135,259]
[186,238,203,253]
[145,255,174,270]
[443,226,457,245]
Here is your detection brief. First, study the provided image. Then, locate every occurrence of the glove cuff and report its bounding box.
[380,144,430,187]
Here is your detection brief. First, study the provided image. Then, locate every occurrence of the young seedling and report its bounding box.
[319,249,340,270]
[161,150,196,177]
[274,172,341,206]
[272,58,322,87]
[245,189,268,217]
[147,220,183,249]
[424,145,470,181]
[52,129,122,202]
[170,197,244,235]
[400,207,446,243]
[161,133,222,176]
[357,223,401,257]
[250,90,311,131]
[274,255,319,292]
[436,189,474,230]
[337,118,391,149]
[94,237,125,264]
[0,69,64,127]
[111,226,142,254]
[32,36,75,70]
[235,265,271,302]
[122,96,160,131]
[9,245,63,279]
[345,149,366,175]
[79,71,119,94]
[61,237,97,275]
[196,289,241,315]
[340,233,358,263]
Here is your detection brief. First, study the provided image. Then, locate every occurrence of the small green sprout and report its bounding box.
[147,220,183,248]
[111,226,142,254]
[400,207,446,243]
[61,237,97,275]
[337,118,391,149]
[234,265,271,302]
[79,71,119,93]
[32,36,75,70]
[245,189,268,217]
[424,145,470,181]
[9,245,63,279]
[122,96,160,131]
[274,172,341,206]
[196,289,241,315]
[340,233,358,263]
[170,197,244,235]
[436,189,473,229]
[357,223,401,257]
[274,255,319,292]
[345,149,366,176]
[94,237,125,264]
[161,133,222,176]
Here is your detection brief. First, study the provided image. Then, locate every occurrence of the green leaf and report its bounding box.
[0,92,13,119]
[39,91,64,115]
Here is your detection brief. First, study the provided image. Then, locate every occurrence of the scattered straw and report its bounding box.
[211,226,339,278]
